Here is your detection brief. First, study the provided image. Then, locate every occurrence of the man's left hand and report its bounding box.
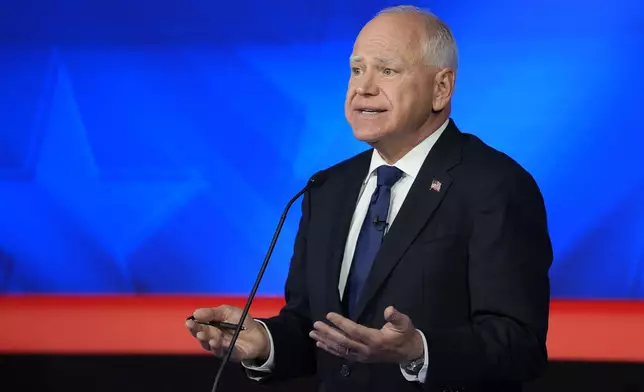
[309,306,424,364]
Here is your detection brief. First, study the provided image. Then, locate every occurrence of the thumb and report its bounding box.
[384,306,408,329]
[194,305,231,322]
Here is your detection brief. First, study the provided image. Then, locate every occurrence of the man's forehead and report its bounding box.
[350,38,419,65]
[351,18,423,64]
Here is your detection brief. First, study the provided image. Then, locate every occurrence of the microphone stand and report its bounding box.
[210,172,325,392]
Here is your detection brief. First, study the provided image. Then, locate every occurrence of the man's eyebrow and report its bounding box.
[375,56,398,65]
[349,55,399,65]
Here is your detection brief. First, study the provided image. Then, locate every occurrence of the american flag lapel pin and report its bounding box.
[430,179,442,192]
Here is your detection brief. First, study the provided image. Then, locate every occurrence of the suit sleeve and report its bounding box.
[251,189,317,381]
[423,167,553,389]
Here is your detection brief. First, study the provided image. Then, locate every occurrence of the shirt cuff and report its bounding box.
[400,329,429,383]
[241,320,275,380]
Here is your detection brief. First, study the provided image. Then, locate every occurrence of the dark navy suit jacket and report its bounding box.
[256,119,553,392]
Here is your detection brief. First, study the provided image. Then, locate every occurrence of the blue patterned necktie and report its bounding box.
[344,165,404,317]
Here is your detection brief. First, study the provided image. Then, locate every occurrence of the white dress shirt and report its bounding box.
[243,119,449,383]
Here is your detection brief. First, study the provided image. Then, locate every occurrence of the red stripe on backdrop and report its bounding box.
[0,296,643,362]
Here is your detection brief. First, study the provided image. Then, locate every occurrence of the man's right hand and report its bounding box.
[185,305,270,363]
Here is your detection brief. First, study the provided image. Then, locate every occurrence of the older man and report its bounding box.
[186,6,552,392]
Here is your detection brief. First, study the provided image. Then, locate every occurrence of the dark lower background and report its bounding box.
[0,355,643,392]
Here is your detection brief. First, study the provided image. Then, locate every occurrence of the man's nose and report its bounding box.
[356,74,378,96]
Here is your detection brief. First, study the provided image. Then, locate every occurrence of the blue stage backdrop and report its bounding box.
[0,1,642,298]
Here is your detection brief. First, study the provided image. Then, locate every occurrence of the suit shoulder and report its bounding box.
[457,132,541,194]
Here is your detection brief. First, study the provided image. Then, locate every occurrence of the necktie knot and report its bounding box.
[376,165,403,187]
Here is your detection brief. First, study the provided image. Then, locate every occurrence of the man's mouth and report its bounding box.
[356,108,387,115]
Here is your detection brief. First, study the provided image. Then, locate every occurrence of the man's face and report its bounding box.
[345,14,438,145]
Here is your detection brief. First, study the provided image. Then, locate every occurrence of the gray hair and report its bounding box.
[376,5,458,71]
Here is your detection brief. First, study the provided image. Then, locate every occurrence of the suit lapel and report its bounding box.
[323,150,372,314]
[352,120,463,321]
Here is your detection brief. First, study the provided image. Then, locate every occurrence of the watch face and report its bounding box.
[405,358,423,373]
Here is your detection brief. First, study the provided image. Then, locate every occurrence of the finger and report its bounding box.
[187,318,214,340]
[309,329,341,350]
[312,322,351,347]
[186,318,204,338]
[195,324,227,348]
[193,305,232,323]
[186,318,198,332]
[326,312,379,344]
[185,319,215,351]
[311,323,368,355]
[314,340,353,359]
[209,333,230,358]
[383,306,411,330]
[314,339,366,362]
[209,333,243,361]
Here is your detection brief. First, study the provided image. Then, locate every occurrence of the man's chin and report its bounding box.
[352,128,384,144]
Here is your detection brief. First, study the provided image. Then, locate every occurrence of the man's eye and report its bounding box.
[383,68,395,76]
[351,67,362,75]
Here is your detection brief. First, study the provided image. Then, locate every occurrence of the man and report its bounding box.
[186,5,553,392]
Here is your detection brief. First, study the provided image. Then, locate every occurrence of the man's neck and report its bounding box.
[373,115,449,164]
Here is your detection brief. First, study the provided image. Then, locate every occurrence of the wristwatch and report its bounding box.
[402,356,425,376]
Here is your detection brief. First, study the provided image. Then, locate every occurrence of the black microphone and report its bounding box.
[209,170,328,392]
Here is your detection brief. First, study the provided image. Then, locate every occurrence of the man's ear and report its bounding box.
[432,68,455,112]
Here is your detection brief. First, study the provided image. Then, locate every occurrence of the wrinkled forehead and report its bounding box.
[351,14,425,65]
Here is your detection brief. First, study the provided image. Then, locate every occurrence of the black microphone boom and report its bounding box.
[209,170,327,392]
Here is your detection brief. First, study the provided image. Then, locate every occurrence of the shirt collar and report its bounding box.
[364,119,450,184]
